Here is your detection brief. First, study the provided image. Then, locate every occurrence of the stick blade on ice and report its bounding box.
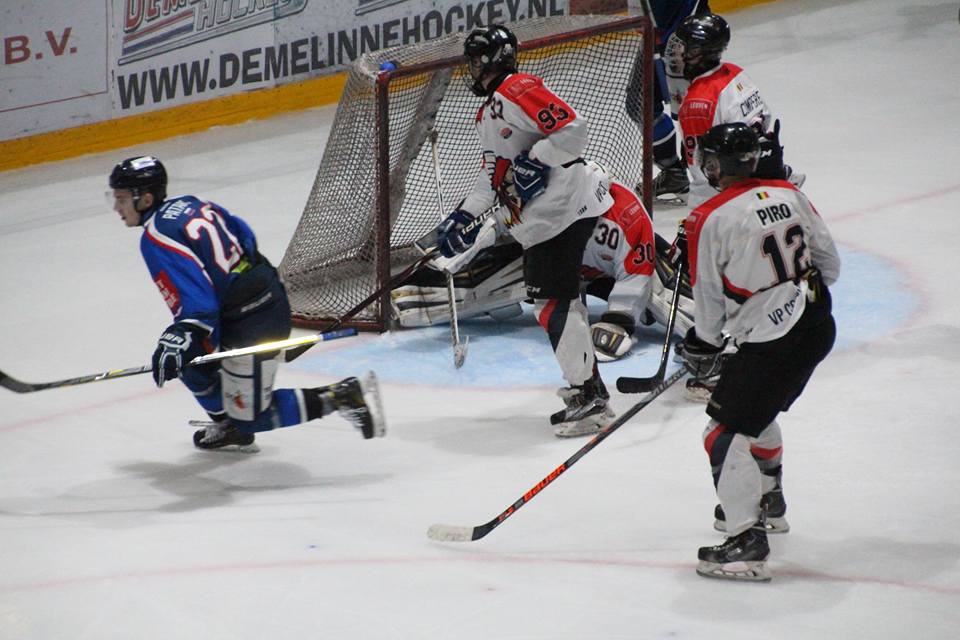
[427,523,476,542]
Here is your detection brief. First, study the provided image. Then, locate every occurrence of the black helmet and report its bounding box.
[463,25,518,96]
[697,123,759,188]
[668,13,730,80]
[109,156,167,201]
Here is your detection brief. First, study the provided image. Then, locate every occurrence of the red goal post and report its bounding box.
[280,15,654,331]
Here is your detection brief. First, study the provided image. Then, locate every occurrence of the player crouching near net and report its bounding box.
[672,123,840,581]
[109,156,385,452]
[434,24,616,438]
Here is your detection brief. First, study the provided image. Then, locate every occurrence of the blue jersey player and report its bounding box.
[109,156,386,451]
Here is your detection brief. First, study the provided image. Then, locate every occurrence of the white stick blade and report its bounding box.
[427,523,474,542]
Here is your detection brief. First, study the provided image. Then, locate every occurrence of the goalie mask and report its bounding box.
[696,123,760,188]
[667,13,730,81]
[463,25,518,97]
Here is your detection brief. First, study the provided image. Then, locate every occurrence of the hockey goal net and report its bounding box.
[279,14,654,330]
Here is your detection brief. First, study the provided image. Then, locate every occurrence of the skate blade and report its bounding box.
[684,385,713,404]
[554,409,615,438]
[696,559,771,582]
[359,371,387,438]
[714,516,790,534]
[653,194,689,207]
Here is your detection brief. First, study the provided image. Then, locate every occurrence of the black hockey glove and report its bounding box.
[677,327,725,379]
[436,209,478,258]
[754,119,787,180]
[151,322,211,388]
[512,152,549,204]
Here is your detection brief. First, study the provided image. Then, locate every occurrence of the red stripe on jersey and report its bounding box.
[537,299,558,330]
[750,445,782,460]
[678,63,744,165]
[684,180,755,285]
[498,73,576,135]
[703,423,728,455]
[722,273,753,301]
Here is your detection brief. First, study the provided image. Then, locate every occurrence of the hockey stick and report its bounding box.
[0,328,357,394]
[426,365,687,542]
[428,129,468,368]
[616,262,685,394]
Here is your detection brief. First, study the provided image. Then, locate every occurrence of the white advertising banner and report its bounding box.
[2,0,569,142]
[0,1,110,138]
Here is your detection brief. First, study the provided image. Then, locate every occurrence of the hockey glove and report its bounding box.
[512,152,549,204]
[437,209,479,258]
[677,327,725,379]
[151,322,211,388]
[754,119,787,180]
[591,320,635,362]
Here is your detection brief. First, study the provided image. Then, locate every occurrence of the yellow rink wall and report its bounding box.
[0,0,773,173]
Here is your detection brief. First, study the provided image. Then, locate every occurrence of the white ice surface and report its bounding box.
[2,1,959,638]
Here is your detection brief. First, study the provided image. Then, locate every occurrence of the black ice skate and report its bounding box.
[325,371,386,439]
[646,164,690,207]
[551,374,613,438]
[696,525,771,582]
[714,473,790,534]
[191,421,259,453]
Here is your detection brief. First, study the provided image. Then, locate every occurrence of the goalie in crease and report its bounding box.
[108,155,386,452]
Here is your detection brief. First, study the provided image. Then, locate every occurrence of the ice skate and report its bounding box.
[550,374,610,426]
[684,375,717,403]
[554,402,615,438]
[325,371,386,439]
[696,525,772,582]
[191,420,260,453]
[645,164,689,207]
[714,477,790,534]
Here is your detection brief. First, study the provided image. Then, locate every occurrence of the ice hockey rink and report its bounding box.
[1,0,958,638]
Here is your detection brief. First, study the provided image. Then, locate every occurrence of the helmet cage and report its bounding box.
[462,25,518,96]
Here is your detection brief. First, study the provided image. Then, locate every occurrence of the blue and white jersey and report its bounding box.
[139,195,258,345]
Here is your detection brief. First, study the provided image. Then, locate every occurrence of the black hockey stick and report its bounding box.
[0,328,357,394]
[616,263,686,394]
[427,365,687,542]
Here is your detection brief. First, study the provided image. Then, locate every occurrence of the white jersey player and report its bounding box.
[667,13,804,208]
[435,24,615,438]
[675,123,840,582]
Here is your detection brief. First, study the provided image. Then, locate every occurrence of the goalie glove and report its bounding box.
[151,322,211,388]
[512,152,549,204]
[591,312,636,362]
[676,327,725,379]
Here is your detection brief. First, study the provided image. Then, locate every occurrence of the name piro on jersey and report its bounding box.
[684,178,841,347]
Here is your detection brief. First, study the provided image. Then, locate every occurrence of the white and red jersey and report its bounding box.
[461,73,613,248]
[684,178,841,348]
[678,62,774,207]
[580,182,656,328]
